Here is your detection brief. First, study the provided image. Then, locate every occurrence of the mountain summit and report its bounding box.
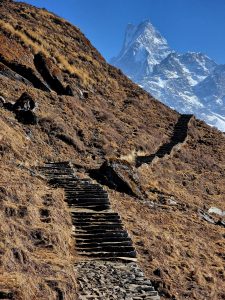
[111,21,225,131]
[111,20,171,81]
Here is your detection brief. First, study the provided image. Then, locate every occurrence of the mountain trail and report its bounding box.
[39,161,160,299]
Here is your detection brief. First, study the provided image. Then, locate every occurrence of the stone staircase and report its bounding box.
[136,114,193,167]
[39,161,160,299]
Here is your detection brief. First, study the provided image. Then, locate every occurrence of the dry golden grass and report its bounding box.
[0,161,77,299]
[0,20,49,56]
[110,191,225,300]
[120,150,137,163]
[120,149,150,163]
[0,20,92,86]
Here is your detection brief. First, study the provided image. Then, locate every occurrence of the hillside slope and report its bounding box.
[0,1,225,299]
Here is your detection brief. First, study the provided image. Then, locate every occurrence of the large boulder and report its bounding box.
[15,110,37,125]
[13,92,36,111]
[0,54,51,92]
[89,159,143,198]
[34,52,73,96]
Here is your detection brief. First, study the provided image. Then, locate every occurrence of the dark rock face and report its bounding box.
[2,92,38,125]
[83,90,89,99]
[3,102,14,111]
[13,92,37,125]
[15,110,37,125]
[89,160,137,197]
[65,84,74,96]
[34,52,73,96]
[0,291,14,299]
[0,54,50,92]
[13,92,36,111]
[0,62,33,86]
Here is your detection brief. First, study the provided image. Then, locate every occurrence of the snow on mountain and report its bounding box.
[194,65,225,108]
[111,20,225,132]
[111,20,171,81]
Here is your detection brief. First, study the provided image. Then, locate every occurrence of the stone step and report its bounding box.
[66,190,106,193]
[66,194,108,198]
[65,190,104,193]
[43,170,73,173]
[66,190,107,194]
[73,220,122,226]
[41,167,72,171]
[44,161,71,164]
[68,202,110,207]
[71,183,100,185]
[70,184,102,186]
[76,241,133,248]
[73,214,121,220]
[72,214,120,220]
[68,199,109,204]
[75,224,124,231]
[45,174,74,177]
[74,218,122,223]
[78,245,135,252]
[44,173,74,177]
[69,205,110,211]
[71,212,119,216]
[78,250,137,258]
[44,174,74,178]
[48,178,77,181]
[67,196,109,200]
[68,203,110,208]
[75,236,132,243]
[72,216,119,220]
[65,186,103,189]
[75,228,128,235]
[74,231,129,239]
[39,165,72,169]
[64,190,105,194]
[40,168,73,171]
[69,205,110,210]
[46,177,75,180]
[74,224,124,233]
[67,199,110,204]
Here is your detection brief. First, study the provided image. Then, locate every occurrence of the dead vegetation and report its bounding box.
[0,19,93,86]
[0,161,77,299]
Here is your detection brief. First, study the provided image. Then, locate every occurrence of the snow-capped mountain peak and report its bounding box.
[111,20,171,81]
[111,20,225,132]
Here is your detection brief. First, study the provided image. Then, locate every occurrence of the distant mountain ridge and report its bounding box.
[111,20,225,131]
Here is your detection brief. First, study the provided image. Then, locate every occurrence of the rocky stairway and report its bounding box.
[136,114,193,167]
[39,162,160,299]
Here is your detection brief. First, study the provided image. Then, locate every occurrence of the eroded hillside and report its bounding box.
[0,1,224,299]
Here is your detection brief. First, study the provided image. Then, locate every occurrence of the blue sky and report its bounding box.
[19,0,225,64]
